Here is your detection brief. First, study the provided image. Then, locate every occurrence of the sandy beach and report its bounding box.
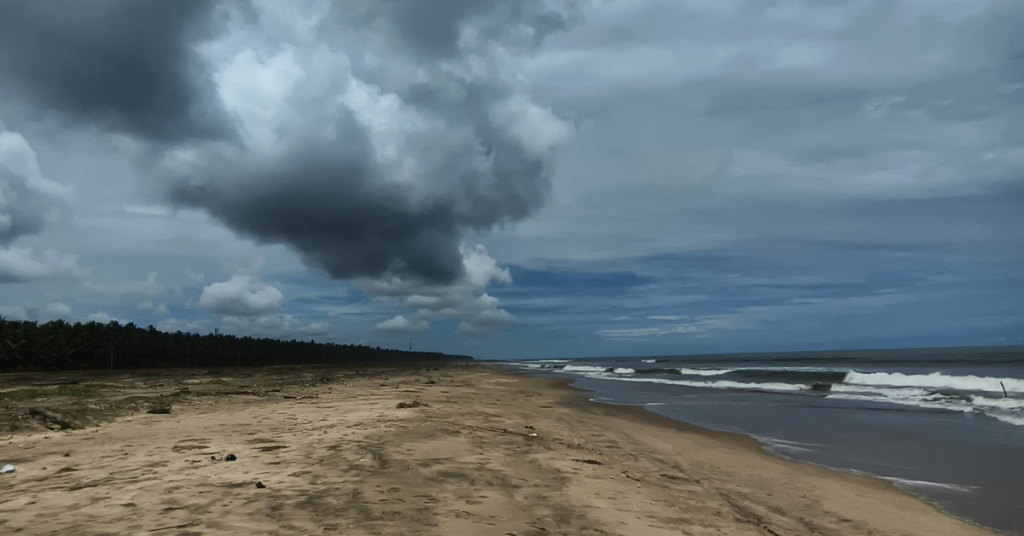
[0,365,1000,536]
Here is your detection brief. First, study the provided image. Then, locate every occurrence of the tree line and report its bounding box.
[0,318,471,373]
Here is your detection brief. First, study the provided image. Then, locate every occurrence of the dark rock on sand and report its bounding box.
[396,401,427,409]
[147,403,172,414]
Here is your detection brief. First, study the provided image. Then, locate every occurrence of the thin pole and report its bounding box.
[1001,382,1008,398]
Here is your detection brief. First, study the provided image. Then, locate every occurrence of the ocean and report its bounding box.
[508,347,1024,535]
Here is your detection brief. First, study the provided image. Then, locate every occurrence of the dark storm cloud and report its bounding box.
[168,86,554,284]
[168,121,466,283]
[2,0,572,286]
[0,0,228,140]
[163,1,570,284]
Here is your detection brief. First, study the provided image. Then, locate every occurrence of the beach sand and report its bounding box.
[0,365,999,535]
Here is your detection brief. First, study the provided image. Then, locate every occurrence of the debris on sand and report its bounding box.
[572,459,604,466]
[1,464,16,474]
[253,445,288,452]
[396,401,427,409]
[146,403,172,414]
[255,481,266,489]
[148,521,200,533]
[26,408,74,430]
[224,454,237,462]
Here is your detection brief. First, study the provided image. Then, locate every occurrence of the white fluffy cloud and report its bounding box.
[0,127,71,243]
[198,274,284,317]
[45,302,72,318]
[0,247,89,282]
[364,244,515,334]
[220,314,331,340]
[375,315,430,333]
[85,312,119,324]
[0,126,87,284]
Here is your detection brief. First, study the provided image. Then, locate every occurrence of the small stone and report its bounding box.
[225,454,237,462]
[255,481,266,489]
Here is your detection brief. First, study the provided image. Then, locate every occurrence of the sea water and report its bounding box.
[510,347,1024,535]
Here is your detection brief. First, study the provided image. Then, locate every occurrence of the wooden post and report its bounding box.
[1001,382,1009,398]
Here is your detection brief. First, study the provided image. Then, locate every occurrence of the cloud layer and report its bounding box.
[0,0,1020,357]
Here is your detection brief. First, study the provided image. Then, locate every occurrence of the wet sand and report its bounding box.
[0,365,1000,535]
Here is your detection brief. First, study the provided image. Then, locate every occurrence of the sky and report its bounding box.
[0,0,1021,360]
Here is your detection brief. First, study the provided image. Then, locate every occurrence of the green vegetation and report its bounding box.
[0,318,471,373]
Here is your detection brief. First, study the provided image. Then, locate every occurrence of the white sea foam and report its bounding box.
[884,477,975,494]
[613,368,635,374]
[967,396,1024,410]
[989,413,1024,426]
[844,371,1024,394]
[641,359,658,363]
[831,384,933,398]
[588,374,808,392]
[561,365,610,373]
[826,393,974,413]
[831,376,1024,425]
[676,367,733,376]
[759,437,823,456]
[827,391,1024,427]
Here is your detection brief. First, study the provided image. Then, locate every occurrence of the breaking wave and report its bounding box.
[844,371,1024,394]
[561,365,613,373]
[548,361,1024,427]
